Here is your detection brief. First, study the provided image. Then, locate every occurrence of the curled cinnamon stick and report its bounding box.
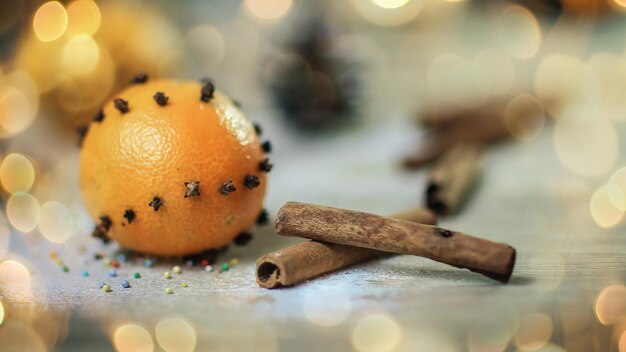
[425,143,483,215]
[256,208,437,289]
[275,202,516,283]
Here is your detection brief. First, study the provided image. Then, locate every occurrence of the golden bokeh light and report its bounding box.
[66,0,101,36]
[504,93,545,142]
[468,309,519,352]
[302,287,352,327]
[113,323,154,352]
[352,314,401,352]
[474,48,515,96]
[515,313,553,351]
[351,0,422,27]
[553,112,618,178]
[614,0,626,8]
[0,300,4,326]
[609,167,626,211]
[0,224,9,259]
[0,86,38,138]
[0,153,35,194]
[427,54,463,100]
[496,5,541,60]
[244,0,293,21]
[62,35,100,75]
[0,260,31,286]
[7,192,41,233]
[39,201,73,244]
[0,320,47,352]
[595,284,626,325]
[33,1,68,42]
[186,25,226,71]
[590,185,624,229]
[371,0,410,9]
[155,317,196,352]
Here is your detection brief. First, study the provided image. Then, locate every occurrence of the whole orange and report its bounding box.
[79,78,270,255]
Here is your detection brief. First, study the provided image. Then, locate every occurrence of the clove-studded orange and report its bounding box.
[79,78,269,255]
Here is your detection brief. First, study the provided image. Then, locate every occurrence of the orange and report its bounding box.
[79,78,269,255]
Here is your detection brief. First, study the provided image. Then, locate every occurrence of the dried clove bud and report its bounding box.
[149,196,163,211]
[93,109,105,122]
[244,175,260,189]
[184,181,200,197]
[76,125,88,146]
[233,232,253,246]
[259,158,273,172]
[220,180,237,195]
[123,209,136,224]
[200,80,215,102]
[114,98,129,114]
[253,123,262,136]
[132,73,148,84]
[256,209,269,225]
[261,141,272,153]
[153,92,169,106]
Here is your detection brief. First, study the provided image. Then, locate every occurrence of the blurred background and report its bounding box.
[1,0,626,351]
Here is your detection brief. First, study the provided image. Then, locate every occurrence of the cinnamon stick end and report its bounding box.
[256,255,286,289]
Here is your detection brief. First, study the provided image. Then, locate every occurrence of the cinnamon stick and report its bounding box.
[256,208,437,289]
[403,113,509,169]
[425,143,483,215]
[275,202,516,283]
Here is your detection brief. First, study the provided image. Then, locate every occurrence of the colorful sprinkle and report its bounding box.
[185,260,194,267]
[62,265,69,273]
[204,265,213,272]
[99,281,107,289]
[165,287,173,294]
[200,259,209,267]
[109,269,117,277]
[134,272,141,279]
[172,265,182,274]
[117,254,127,263]
[163,271,171,279]
[230,258,239,266]
[102,284,112,292]
[82,270,89,277]
[144,259,153,268]
[121,280,131,288]
[221,263,229,272]
[103,257,111,266]
[111,260,120,268]
[181,281,188,288]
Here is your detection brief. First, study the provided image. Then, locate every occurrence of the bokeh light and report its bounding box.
[504,93,545,142]
[590,185,624,229]
[244,0,293,21]
[496,5,541,60]
[371,0,410,9]
[0,223,8,259]
[62,35,100,75]
[0,85,39,138]
[553,111,618,178]
[595,284,626,325]
[66,0,101,36]
[514,313,553,351]
[33,1,68,42]
[609,167,626,211]
[7,192,40,233]
[351,0,422,27]
[38,201,73,244]
[0,153,35,194]
[0,260,31,286]
[185,25,225,71]
[468,309,519,352]
[302,287,352,327]
[0,300,4,326]
[352,314,401,352]
[113,323,154,352]
[155,317,196,352]
[474,48,515,96]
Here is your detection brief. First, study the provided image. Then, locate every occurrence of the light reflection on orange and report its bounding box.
[595,284,626,325]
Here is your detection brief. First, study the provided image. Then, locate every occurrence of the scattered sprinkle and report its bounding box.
[220,263,229,272]
[234,232,252,246]
[200,80,215,102]
[114,98,129,114]
[102,284,112,292]
[121,280,131,288]
[220,180,237,195]
[149,196,163,211]
[261,141,272,153]
[153,92,169,106]
[117,254,127,263]
[99,281,107,288]
[123,209,136,224]
[134,272,141,279]
[103,257,111,266]
[185,260,194,267]
[165,287,173,294]
[230,258,239,266]
[82,270,89,277]
[93,109,105,122]
[94,253,103,260]
[132,73,148,84]
[181,281,188,288]
[184,181,200,198]
[204,265,213,272]
[172,265,182,274]
[163,271,171,279]
[111,260,120,268]
[200,259,210,267]
[256,209,269,225]
[62,265,69,273]
[259,158,273,172]
[109,269,117,277]
[144,259,153,268]
[244,175,260,189]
